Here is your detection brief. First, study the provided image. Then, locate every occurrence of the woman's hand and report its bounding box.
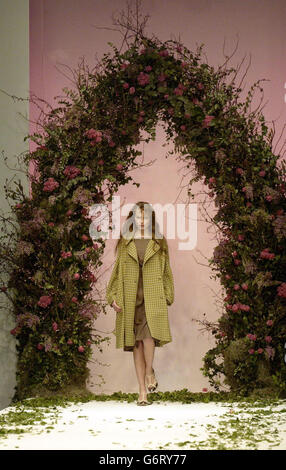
[112,299,122,313]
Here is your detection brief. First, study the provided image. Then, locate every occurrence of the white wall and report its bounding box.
[0,0,29,410]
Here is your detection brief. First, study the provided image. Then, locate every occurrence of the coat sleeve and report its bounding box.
[163,247,174,306]
[106,243,121,307]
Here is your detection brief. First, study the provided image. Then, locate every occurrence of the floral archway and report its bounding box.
[2,25,285,400]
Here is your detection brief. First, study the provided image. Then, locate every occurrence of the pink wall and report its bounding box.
[30,0,286,394]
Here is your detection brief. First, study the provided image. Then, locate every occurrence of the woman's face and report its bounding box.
[134,206,151,231]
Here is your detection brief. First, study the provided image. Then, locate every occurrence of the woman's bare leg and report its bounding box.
[133,340,147,398]
[142,337,155,375]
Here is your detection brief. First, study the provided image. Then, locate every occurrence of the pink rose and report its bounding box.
[158,49,169,57]
[38,295,52,308]
[247,334,256,341]
[277,282,286,298]
[137,71,150,86]
[174,87,184,96]
[266,319,273,326]
[265,336,272,343]
[78,346,84,353]
[158,73,167,82]
[63,165,81,180]
[43,177,59,192]
[202,115,215,128]
[74,273,80,279]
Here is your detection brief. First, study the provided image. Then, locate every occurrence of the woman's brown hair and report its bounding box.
[114,201,169,255]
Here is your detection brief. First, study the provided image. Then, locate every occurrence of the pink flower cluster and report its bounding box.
[63,165,81,179]
[277,282,286,298]
[265,346,275,359]
[137,72,150,86]
[227,303,250,312]
[260,248,275,260]
[233,283,248,291]
[158,73,167,82]
[174,83,186,96]
[61,250,72,258]
[43,177,59,192]
[85,128,102,144]
[202,115,215,128]
[249,348,264,354]
[37,295,52,308]
[247,333,257,341]
[158,49,169,57]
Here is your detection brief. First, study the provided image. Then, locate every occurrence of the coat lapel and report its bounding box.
[125,234,160,268]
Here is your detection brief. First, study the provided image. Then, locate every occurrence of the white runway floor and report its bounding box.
[0,399,286,450]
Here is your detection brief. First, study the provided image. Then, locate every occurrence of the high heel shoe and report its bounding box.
[137,390,152,406]
[145,367,158,392]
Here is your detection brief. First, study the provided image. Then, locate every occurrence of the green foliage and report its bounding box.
[0,30,285,398]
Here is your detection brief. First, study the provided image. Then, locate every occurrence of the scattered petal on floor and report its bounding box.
[0,399,286,450]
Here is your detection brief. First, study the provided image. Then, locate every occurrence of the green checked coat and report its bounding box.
[106,234,175,349]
